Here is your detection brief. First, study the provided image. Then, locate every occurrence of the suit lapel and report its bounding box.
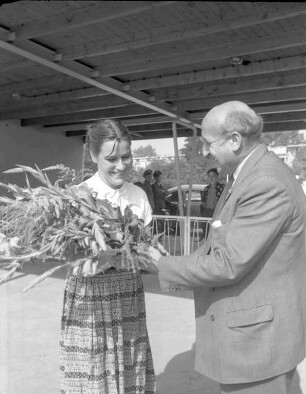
[204,144,268,255]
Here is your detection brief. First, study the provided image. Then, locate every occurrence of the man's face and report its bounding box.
[201,120,235,173]
[208,171,218,185]
[145,174,153,183]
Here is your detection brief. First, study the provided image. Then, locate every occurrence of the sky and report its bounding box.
[131,137,186,156]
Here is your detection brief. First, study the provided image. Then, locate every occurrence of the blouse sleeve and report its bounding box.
[127,183,152,227]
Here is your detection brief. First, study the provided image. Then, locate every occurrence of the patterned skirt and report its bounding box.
[59,269,157,394]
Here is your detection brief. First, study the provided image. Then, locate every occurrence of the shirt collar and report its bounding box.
[232,145,259,182]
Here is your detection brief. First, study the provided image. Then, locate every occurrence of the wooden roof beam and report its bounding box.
[21,105,157,126]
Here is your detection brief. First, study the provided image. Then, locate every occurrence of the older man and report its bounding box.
[144,101,306,394]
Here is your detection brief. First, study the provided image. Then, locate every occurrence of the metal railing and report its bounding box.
[151,215,211,255]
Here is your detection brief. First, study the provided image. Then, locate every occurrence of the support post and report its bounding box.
[185,126,198,254]
[172,121,184,217]
[186,126,197,218]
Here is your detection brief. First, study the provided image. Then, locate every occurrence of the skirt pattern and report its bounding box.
[59,269,157,394]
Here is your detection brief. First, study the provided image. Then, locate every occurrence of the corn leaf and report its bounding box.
[22,263,70,293]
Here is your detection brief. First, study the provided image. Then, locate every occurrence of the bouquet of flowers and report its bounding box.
[0,164,164,292]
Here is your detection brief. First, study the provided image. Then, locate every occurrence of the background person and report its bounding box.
[200,168,224,218]
[142,169,155,213]
[60,119,156,394]
[200,168,224,240]
[141,101,306,394]
[152,170,172,215]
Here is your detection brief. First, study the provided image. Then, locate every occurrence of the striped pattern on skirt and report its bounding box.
[59,269,157,394]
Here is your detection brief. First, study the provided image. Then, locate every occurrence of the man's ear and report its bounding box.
[230,132,242,152]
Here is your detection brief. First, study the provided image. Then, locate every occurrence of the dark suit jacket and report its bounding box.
[152,182,169,214]
[158,144,306,384]
[142,180,155,212]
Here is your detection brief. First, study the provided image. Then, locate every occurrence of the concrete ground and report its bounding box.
[0,261,306,394]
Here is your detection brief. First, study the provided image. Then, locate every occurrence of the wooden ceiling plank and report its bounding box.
[58,3,306,60]
[21,105,156,126]
[31,111,306,130]
[188,102,306,122]
[128,129,192,139]
[175,86,306,112]
[9,1,177,40]
[129,54,306,90]
[263,111,306,123]
[0,59,35,73]
[0,87,110,110]
[95,29,306,77]
[136,121,306,135]
[0,73,76,94]
[264,121,306,132]
[0,95,129,120]
[41,115,171,132]
[154,71,306,102]
[123,116,173,126]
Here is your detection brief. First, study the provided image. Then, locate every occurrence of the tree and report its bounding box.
[260,130,306,181]
[292,147,306,182]
[132,145,157,157]
[179,136,226,184]
[261,130,304,147]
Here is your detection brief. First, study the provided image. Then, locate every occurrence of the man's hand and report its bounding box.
[140,246,162,275]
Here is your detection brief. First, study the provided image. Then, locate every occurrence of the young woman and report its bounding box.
[60,119,157,394]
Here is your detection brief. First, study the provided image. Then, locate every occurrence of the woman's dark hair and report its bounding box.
[153,170,162,179]
[86,119,131,158]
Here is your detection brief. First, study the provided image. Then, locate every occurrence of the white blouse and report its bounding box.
[82,172,152,226]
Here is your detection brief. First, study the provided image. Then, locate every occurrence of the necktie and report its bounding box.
[204,175,234,254]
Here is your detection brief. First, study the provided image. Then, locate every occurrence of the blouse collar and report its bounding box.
[91,172,127,200]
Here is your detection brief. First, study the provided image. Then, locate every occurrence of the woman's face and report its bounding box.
[91,138,133,189]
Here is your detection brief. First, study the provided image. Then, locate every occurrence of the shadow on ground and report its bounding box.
[157,344,219,394]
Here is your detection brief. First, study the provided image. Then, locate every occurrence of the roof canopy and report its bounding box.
[1,1,306,140]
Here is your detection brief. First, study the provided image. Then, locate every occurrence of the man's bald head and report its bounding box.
[202,101,263,143]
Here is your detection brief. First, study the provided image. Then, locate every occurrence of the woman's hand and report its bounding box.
[67,247,120,277]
